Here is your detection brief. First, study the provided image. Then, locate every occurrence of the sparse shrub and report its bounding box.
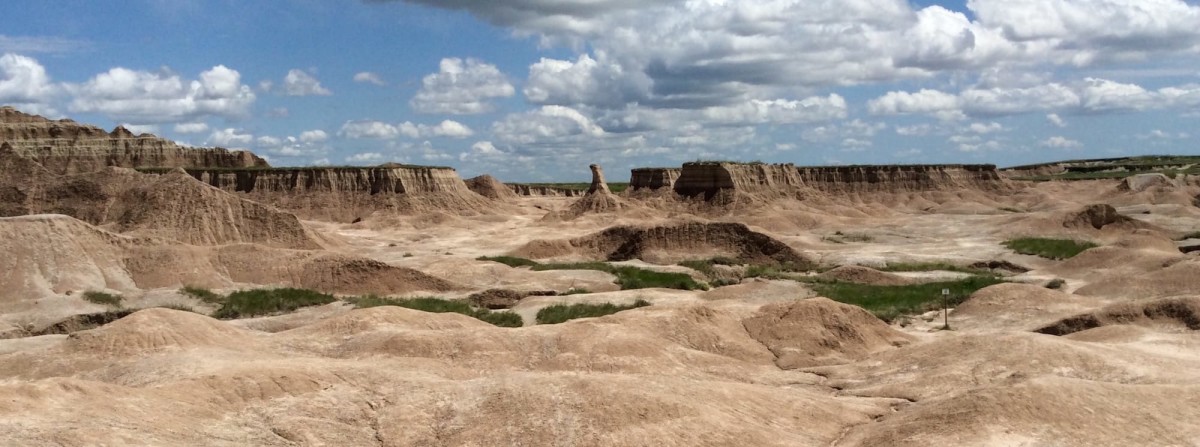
[1045,278,1067,289]
[535,299,652,324]
[532,262,706,291]
[82,291,122,307]
[1003,238,1098,260]
[878,262,992,275]
[403,252,414,257]
[709,278,741,287]
[346,295,523,327]
[180,286,224,303]
[212,288,336,319]
[562,288,591,295]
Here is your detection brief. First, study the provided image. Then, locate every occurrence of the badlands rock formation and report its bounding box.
[629,167,682,191]
[0,107,267,174]
[2,108,1200,446]
[179,165,494,221]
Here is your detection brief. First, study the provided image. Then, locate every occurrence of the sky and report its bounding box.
[2,0,1199,181]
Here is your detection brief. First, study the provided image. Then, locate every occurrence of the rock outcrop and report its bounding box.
[174,165,493,221]
[464,175,519,201]
[514,221,815,267]
[0,107,267,174]
[508,184,584,197]
[557,164,623,218]
[629,167,682,191]
[672,162,1008,200]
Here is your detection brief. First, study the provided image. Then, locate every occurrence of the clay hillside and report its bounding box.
[2,107,1200,446]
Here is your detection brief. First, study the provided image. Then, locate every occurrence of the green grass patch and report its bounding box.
[813,276,1005,322]
[82,291,122,307]
[346,295,523,327]
[678,257,741,277]
[477,255,540,268]
[878,262,992,275]
[212,288,336,319]
[1003,238,1099,260]
[180,286,224,303]
[532,262,706,291]
[535,299,652,324]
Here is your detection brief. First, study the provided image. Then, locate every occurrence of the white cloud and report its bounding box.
[352,71,386,86]
[120,123,158,135]
[868,89,963,120]
[339,120,400,139]
[428,120,474,138]
[208,128,254,148]
[0,35,89,55]
[283,69,331,96]
[256,135,281,147]
[701,96,848,125]
[968,122,1003,134]
[346,152,385,163]
[173,122,209,134]
[411,58,515,114]
[67,64,255,123]
[1039,136,1082,149]
[493,105,606,144]
[299,129,328,143]
[0,53,56,106]
[338,119,473,139]
[1046,113,1066,127]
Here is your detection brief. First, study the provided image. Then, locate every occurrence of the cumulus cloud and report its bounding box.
[493,105,606,145]
[283,69,332,96]
[1040,136,1083,149]
[207,128,254,148]
[346,152,385,163]
[299,129,328,143]
[0,53,58,114]
[173,122,209,134]
[338,119,473,139]
[67,64,255,123]
[352,71,386,86]
[869,79,1200,119]
[411,58,514,114]
[1046,113,1066,127]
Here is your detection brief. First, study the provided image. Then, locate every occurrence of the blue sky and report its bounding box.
[2,0,1199,181]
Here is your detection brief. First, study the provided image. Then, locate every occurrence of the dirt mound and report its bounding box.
[742,298,914,368]
[952,283,1098,332]
[513,221,815,267]
[63,308,259,355]
[213,246,464,296]
[1035,296,1200,336]
[0,215,137,302]
[464,174,519,201]
[839,377,1200,447]
[818,265,913,285]
[107,170,322,249]
[467,288,527,309]
[1064,203,1143,230]
[1073,258,1200,299]
[1119,173,1176,192]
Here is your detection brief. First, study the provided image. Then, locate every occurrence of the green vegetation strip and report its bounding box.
[1003,238,1098,260]
[813,276,1005,322]
[878,262,992,275]
[478,257,706,291]
[180,286,224,303]
[536,300,652,324]
[347,296,523,327]
[82,291,122,307]
[212,288,337,319]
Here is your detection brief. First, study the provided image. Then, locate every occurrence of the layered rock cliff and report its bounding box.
[508,184,585,197]
[672,162,1008,199]
[0,107,267,174]
[629,168,682,191]
[171,165,493,221]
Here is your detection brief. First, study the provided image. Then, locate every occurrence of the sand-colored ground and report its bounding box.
[2,162,1200,446]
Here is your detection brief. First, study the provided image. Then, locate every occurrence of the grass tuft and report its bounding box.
[812,276,1005,322]
[486,257,706,291]
[535,299,652,324]
[878,262,992,275]
[212,288,336,319]
[1003,238,1098,260]
[180,286,224,303]
[82,291,122,307]
[477,255,540,268]
[346,295,523,327]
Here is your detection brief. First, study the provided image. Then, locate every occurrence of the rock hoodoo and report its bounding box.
[587,164,611,194]
[557,164,623,218]
[0,107,268,174]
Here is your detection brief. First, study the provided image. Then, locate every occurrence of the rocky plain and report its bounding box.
[2,105,1200,446]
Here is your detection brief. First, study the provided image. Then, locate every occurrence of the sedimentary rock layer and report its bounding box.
[629,168,682,191]
[672,162,1008,199]
[0,107,267,174]
[173,166,492,221]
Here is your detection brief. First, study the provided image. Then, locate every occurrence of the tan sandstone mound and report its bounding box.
[464,174,519,200]
[1063,203,1145,230]
[951,283,1099,332]
[555,164,623,219]
[742,298,914,368]
[1034,296,1200,336]
[0,214,137,302]
[818,265,913,286]
[514,221,815,267]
